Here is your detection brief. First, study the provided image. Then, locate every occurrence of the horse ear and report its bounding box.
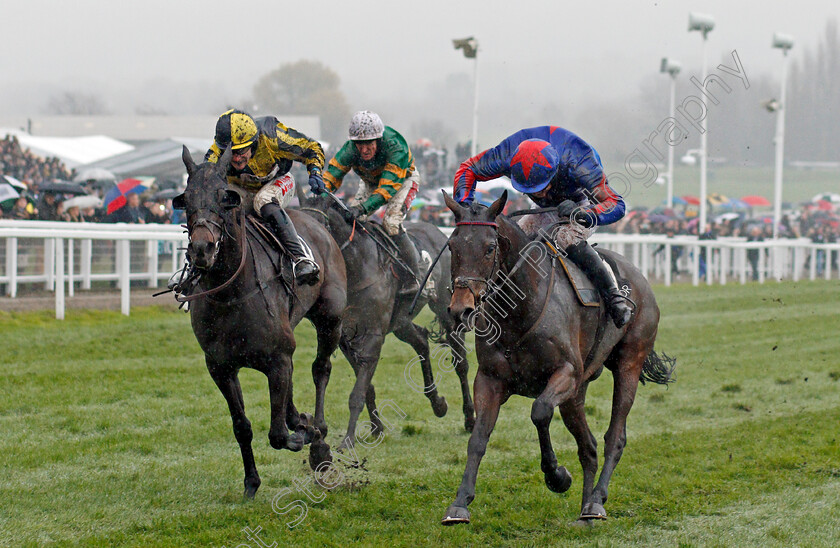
[172,193,186,210]
[182,145,197,177]
[487,190,508,219]
[218,146,233,174]
[442,190,465,221]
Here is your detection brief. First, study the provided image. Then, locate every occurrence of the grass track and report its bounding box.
[1,281,838,547]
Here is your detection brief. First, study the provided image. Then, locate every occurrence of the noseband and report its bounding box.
[189,217,226,267]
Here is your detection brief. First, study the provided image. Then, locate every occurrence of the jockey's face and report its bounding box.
[231,147,253,171]
[529,181,553,199]
[355,140,378,161]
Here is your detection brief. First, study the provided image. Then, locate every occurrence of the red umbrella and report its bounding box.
[682,195,701,205]
[816,199,833,211]
[103,178,150,214]
[740,195,771,207]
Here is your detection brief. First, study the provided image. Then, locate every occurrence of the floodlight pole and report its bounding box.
[772,38,792,240]
[471,52,480,156]
[689,13,714,235]
[661,58,681,208]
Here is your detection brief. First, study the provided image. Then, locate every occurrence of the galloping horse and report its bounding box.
[440,190,674,524]
[301,194,474,448]
[175,146,346,498]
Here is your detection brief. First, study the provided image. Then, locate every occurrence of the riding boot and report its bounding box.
[392,229,422,296]
[261,202,320,286]
[564,240,633,328]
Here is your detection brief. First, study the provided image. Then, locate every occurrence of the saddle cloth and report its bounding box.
[549,243,627,308]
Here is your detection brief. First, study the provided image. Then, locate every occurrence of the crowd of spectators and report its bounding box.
[1,135,72,185]
[1,134,180,224]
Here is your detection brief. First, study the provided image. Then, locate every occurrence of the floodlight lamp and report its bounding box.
[772,32,794,51]
[688,12,715,35]
[660,58,682,76]
[453,37,478,59]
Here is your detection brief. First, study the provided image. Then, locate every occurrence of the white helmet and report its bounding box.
[348,111,384,141]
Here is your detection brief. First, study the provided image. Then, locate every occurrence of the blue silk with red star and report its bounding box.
[452,126,625,226]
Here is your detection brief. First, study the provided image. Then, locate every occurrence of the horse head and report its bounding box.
[175,145,242,270]
[443,189,508,325]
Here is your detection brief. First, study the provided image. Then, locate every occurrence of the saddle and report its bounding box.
[359,221,435,297]
[246,215,314,291]
[546,242,629,307]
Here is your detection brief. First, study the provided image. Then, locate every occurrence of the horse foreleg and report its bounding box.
[266,354,304,452]
[441,371,507,525]
[531,364,577,496]
[393,322,448,418]
[311,321,340,437]
[586,346,646,520]
[207,361,261,499]
[339,336,383,450]
[446,326,474,432]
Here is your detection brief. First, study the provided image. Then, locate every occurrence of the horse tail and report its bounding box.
[639,349,677,386]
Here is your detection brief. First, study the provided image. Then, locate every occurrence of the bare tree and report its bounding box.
[44,92,109,115]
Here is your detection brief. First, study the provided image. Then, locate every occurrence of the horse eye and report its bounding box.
[485,244,496,256]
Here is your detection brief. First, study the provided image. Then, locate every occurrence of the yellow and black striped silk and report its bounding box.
[205,116,325,192]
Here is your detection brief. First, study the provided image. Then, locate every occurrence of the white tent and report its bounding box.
[0,128,133,168]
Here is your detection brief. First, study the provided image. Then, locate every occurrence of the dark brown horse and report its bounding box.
[301,194,474,448]
[440,190,674,524]
[176,147,346,498]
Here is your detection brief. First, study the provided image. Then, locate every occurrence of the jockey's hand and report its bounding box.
[555,199,578,219]
[572,208,597,228]
[341,204,366,223]
[308,170,326,194]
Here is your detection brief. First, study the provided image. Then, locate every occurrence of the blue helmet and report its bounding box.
[509,139,560,193]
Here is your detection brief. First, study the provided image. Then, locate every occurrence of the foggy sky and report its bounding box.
[3,0,838,145]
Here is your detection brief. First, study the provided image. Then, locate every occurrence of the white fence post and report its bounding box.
[6,237,17,297]
[55,237,65,320]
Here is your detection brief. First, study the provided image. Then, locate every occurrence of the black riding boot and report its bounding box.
[565,240,632,328]
[261,202,320,286]
[392,230,422,296]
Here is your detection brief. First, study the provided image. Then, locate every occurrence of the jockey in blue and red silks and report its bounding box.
[453,125,632,328]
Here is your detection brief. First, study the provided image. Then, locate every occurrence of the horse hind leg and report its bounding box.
[266,351,306,453]
[393,322,448,418]
[531,364,577,496]
[309,311,342,438]
[583,341,648,521]
[207,361,261,499]
[558,383,600,521]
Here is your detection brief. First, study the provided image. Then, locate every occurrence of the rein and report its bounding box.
[177,210,249,303]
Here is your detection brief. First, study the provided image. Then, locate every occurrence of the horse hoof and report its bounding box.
[243,478,260,499]
[432,396,448,417]
[579,502,607,521]
[545,466,573,493]
[285,432,305,452]
[308,437,333,471]
[464,416,475,432]
[441,505,471,525]
[337,436,354,451]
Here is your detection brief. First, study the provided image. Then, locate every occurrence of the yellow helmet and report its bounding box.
[214,109,258,150]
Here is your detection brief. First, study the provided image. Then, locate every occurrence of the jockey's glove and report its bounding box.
[308,169,326,194]
[555,199,578,219]
[342,204,366,223]
[572,208,597,228]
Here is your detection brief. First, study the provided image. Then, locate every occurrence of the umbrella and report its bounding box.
[715,212,741,223]
[811,192,840,204]
[741,195,771,207]
[0,174,27,190]
[666,196,688,205]
[816,200,834,211]
[103,178,149,214]
[707,193,729,205]
[38,180,88,195]
[719,199,749,210]
[682,195,701,205]
[61,195,103,210]
[73,168,116,185]
[152,188,182,201]
[0,182,20,204]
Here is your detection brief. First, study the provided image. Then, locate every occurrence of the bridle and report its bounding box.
[451,220,502,304]
[177,205,249,303]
